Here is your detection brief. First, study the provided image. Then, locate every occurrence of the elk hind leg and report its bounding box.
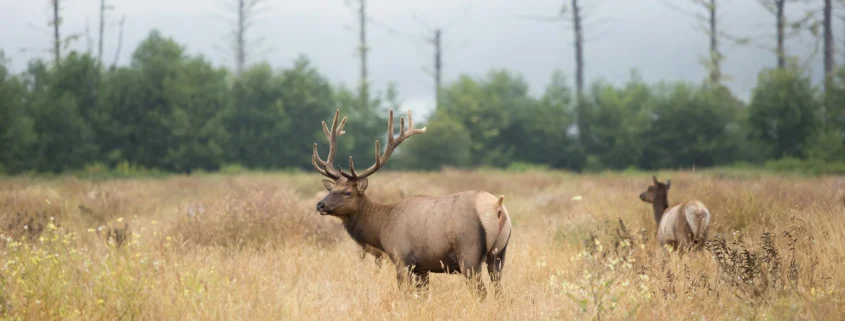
[412,271,430,292]
[486,243,508,298]
[457,253,487,298]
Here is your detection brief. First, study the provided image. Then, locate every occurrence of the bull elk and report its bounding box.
[312,109,512,297]
[638,176,711,252]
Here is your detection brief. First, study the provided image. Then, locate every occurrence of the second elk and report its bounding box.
[639,176,711,252]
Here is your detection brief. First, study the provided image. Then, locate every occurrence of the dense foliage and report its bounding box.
[1,30,843,175]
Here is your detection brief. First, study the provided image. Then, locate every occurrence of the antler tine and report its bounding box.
[392,110,427,145]
[312,143,337,179]
[351,109,425,180]
[311,145,328,176]
[407,110,426,134]
[322,121,331,139]
[324,111,349,176]
[342,156,359,179]
[312,109,348,180]
[399,115,406,138]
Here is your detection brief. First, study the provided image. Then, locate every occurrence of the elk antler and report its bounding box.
[312,109,348,180]
[341,109,426,180]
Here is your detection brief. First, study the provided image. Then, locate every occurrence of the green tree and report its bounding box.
[126,30,188,170]
[0,53,36,174]
[162,56,230,173]
[224,63,292,169]
[808,67,845,162]
[395,111,472,170]
[24,61,97,173]
[440,70,534,167]
[637,83,743,169]
[747,67,820,159]
[507,70,585,169]
[276,56,337,169]
[95,66,145,165]
[578,72,652,169]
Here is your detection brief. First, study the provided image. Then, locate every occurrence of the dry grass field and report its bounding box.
[0,169,843,320]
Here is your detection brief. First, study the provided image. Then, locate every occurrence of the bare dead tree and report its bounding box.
[214,0,270,76]
[841,0,845,63]
[43,0,83,66]
[18,1,81,65]
[432,29,442,108]
[519,0,611,102]
[111,15,125,69]
[50,0,62,66]
[98,0,113,65]
[823,0,834,83]
[658,0,753,85]
[345,0,370,109]
[366,6,470,111]
[359,0,369,108]
[412,8,471,110]
[85,16,93,54]
[756,0,821,69]
[572,0,584,100]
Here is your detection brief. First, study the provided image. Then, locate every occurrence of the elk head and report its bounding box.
[639,175,671,204]
[312,109,426,216]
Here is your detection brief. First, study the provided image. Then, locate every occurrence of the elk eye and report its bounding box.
[344,191,352,197]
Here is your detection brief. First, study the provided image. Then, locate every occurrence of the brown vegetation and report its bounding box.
[0,170,842,320]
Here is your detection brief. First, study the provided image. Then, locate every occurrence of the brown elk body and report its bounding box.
[312,109,512,297]
[639,176,711,252]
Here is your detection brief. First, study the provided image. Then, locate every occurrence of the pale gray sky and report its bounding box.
[0,0,828,119]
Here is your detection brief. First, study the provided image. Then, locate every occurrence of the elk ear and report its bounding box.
[665,179,671,190]
[356,178,369,192]
[652,176,659,185]
[321,179,335,191]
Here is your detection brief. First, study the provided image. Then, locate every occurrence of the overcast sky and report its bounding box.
[0,0,830,119]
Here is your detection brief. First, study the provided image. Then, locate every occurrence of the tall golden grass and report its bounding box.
[0,170,842,320]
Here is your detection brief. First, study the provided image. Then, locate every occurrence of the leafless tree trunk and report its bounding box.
[50,0,61,66]
[775,0,786,69]
[99,0,106,64]
[754,0,822,70]
[823,0,833,81]
[756,0,796,69]
[111,16,125,69]
[357,0,369,109]
[658,0,754,85]
[519,0,606,102]
[571,0,584,100]
[368,6,470,111]
[707,0,720,84]
[433,29,442,109]
[218,0,267,76]
[85,17,93,54]
[235,0,247,75]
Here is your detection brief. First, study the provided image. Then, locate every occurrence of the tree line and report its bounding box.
[1,0,844,175]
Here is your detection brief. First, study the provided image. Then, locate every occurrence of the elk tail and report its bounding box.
[496,195,506,233]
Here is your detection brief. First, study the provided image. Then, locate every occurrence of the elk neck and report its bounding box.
[652,193,669,225]
[341,194,395,252]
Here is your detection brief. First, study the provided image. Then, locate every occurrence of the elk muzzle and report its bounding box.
[316,201,330,215]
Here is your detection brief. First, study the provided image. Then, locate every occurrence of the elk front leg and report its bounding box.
[389,251,413,291]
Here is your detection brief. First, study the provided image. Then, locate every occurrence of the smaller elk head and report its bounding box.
[639,175,671,204]
[312,109,425,216]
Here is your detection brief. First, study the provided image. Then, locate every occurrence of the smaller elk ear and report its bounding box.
[665,179,671,190]
[356,178,369,192]
[652,175,659,185]
[321,179,335,191]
